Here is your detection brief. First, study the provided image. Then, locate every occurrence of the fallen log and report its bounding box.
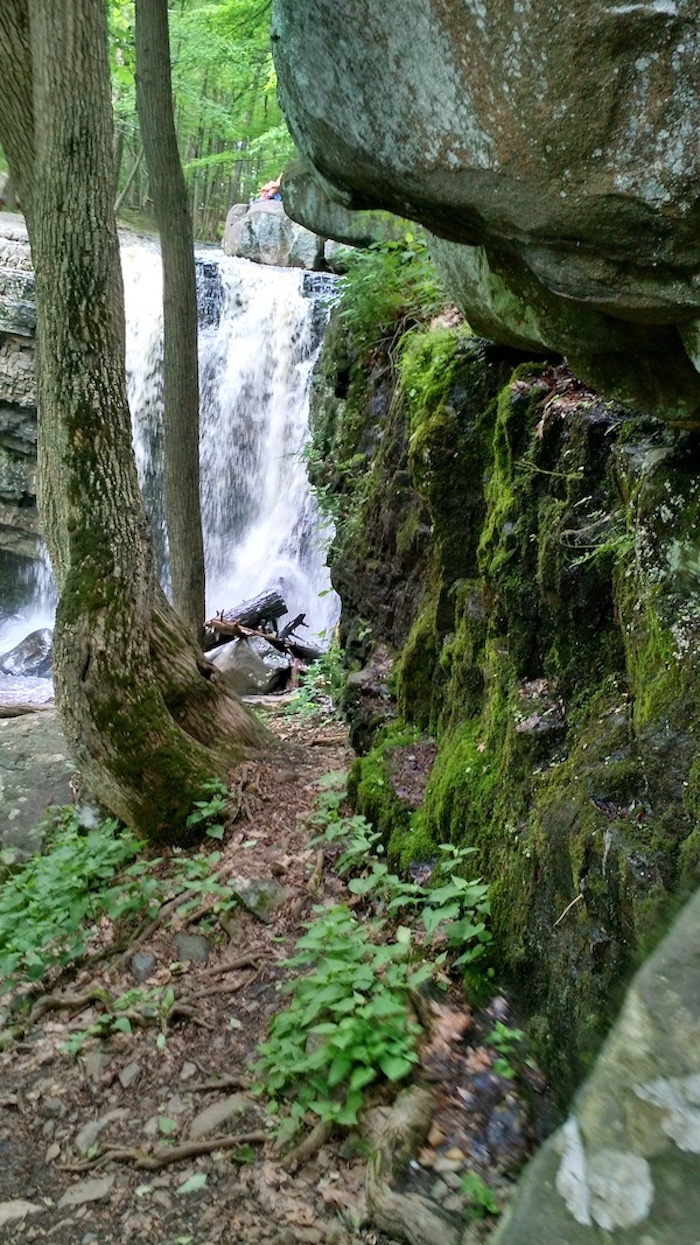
[205,589,287,651]
[207,620,323,666]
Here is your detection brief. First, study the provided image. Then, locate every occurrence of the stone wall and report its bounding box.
[310,301,700,1104]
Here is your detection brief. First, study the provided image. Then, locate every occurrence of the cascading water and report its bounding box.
[123,242,339,641]
[0,239,339,658]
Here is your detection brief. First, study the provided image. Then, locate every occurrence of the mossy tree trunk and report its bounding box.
[0,0,275,841]
[135,0,205,641]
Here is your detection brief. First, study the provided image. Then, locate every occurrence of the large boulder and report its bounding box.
[222,198,324,270]
[271,0,700,422]
[209,635,290,696]
[492,884,700,1244]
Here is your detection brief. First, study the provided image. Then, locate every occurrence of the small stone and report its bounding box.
[75,1109,128,1155]
[431,1179,450,1202]
[173,932,210,964]
[189,1094,248,1140]
[118,1062,142,1090]
[442,1193,466,1213]
[432,1155,463,1174]
[0,1200,43,1229]
[82,1051,111,1083]
[40,1096,64,1119]
[445,1147,466,1162]
[228,877,291,923]
[151,1191,173,1211]
[441,1170,462,1191]
[45,1143,61,1163]
[143,1116,160,1138]
[180,1062,197,1081]
[165,1093,188,1116]
[130,952,157,983]
[427,1125,446,1147]
[42,1120,56,1139]
[57,1176,115,1210]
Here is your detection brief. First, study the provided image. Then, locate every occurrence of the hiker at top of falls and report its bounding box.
[258,174,282,201]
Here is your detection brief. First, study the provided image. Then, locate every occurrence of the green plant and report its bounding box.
[315,806,493,971]
[339,234,446,356]
[485,1020,525,1079]
[0,808,143,994]
[255,904,430,1136]
[184,778,229,840]
[461,1172,501,1218]
[285,642,345,718]
[62,984,177,1057]
[0,798,243,999]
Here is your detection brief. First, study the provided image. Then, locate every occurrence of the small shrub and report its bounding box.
[255,904,429,1135]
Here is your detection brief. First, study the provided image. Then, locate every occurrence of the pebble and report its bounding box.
[118,1062,142,1090]
[443,1193,466,1213]
[0,1201,43,1230]
[433,1155,463,1174]
[75,1108,128,1155]
[45,1143,61,1163]
[82,1050,111,1083]
[39,1097,64,1119]
[431,1178,450,1202]
[441,1170,463,1191]
[180,1061,197,1081]
[189,1093,248,1140]
[173,932,210,964]
[130,952,157,983]
[57,1175,116,1210]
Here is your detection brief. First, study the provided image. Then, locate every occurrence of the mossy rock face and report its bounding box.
[313,309,700,1105]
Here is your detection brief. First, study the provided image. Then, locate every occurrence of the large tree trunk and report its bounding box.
[135,0,205,640]
[0,0,276,842]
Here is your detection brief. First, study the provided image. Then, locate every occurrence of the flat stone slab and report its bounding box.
[0,708,73,858]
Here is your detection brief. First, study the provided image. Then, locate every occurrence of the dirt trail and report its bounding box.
[0,702,547,1245]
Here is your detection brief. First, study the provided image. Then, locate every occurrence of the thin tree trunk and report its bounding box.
[114,143,144,217]
[0,0,275,841]
[135,0,205,640]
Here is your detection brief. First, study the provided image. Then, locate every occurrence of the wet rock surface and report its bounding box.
[0,708,72,859]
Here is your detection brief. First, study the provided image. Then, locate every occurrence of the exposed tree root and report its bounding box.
[281,1120,333,1172]
[60,1130,268,1172]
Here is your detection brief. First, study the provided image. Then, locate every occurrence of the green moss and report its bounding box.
[348,720,427,847]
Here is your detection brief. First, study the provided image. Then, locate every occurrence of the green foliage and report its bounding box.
[255,904,428,1135]
[184,777,229,840]
[0,793,240,998]
[0,808,142,994]
[461,1172,501,1218]
[338,234,447,356]
[285,642,345,718]
[310,780,492,971]
[108,0,294,238]
[62,984,177,1057]
[485,1020,525,1079]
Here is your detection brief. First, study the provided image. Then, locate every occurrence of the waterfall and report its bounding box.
[124,243,339,641]
[1,240,339,654]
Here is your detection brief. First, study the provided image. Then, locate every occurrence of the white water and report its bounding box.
[0,241,339,654]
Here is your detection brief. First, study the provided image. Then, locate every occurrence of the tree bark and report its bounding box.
[0,0,276,842]
[135,0,205,640]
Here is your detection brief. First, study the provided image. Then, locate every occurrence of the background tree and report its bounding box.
[135,0,205,640]
[109,0,294,238]
[0,0,273,841]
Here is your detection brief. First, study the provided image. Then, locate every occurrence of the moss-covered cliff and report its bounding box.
[311,297,700,1105]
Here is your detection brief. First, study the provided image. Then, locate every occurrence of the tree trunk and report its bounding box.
[135,0,205,641]
[0,0,276,842]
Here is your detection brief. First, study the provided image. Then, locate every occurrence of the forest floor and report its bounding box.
[0,699,547,1245]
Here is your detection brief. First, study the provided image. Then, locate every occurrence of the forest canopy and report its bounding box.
[0,0,294,239]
